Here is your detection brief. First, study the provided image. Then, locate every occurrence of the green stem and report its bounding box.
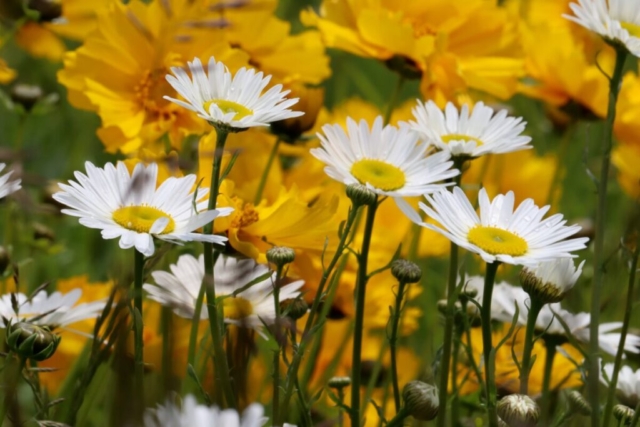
[603,231,640,427]
[279,204,361,416]
[254,137,282,205]
[389,280,408,412]
[386,407,410,427]
[519,297,544,395]
[337,388,346,427]
[383,76,405,125]
[480,262,500,427]
[552,411,573,427]
[272,264,284,426]
[133,249,145,413]
[186,281,206,374]
[350,200,379,427]
[540,337,558,424]
[203,127,236,408]
[588,46,628,427]
[451,325,462,427]
[630,400,640,427]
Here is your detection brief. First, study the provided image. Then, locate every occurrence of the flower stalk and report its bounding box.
[254,137,282,205]
[133,249,145,411]
[481,261,501,427]
[519,296,544,395]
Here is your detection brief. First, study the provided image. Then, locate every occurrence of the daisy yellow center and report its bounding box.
[467,226,528,256]
[222,297,254,320]
[112,206,175,234]
[441,134,484,146]
[203,99,253,120]
[350,159,406,191]
[621,21,640,38]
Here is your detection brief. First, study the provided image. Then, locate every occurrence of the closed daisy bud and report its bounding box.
[345,183,377,207]
[10,83,43,111]
[567,390,591,416]
[27,0,62,22]
[281,298,308,321]
[7,322,60,361]
[520,258,584,304]
[385,55,422,80]
[266,246,296,267]
[328,376,351,389]
[402,380,439,421]
[390,259,422,283]
[496,394,539,427]
[613,405,635,424]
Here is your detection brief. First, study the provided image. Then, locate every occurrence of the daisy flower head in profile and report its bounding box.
[52,162,233,257]
[401,187,589,267]
[520,257,585,303]
[600,363,640,408]
[144,253,304,333]
[0,163,21,200]
[408,100,532,159]
[164,56,303,131]
[310,116,459,202]
[564,0,640,57]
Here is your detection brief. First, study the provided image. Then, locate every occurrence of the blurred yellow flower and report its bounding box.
[0,59,16,84]
[16,21,66,61]
[613,143,640,200]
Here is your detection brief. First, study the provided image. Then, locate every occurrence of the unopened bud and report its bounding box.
[266,246,295,267]
[281,298,308,321]
[28,0,62,22]
[613,405,635,425]
[436,299,448,315]
[33,223,55,242]
[390,259,422,284]
[345,183,377,207]
[385,55,422,80]
[328,376,351,389]
[7,322,60,361]
[567,390,591,416]
[10,83,43,111]
[497,394,539,427]
[402,380,439,421]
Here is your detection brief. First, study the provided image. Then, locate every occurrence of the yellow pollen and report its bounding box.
[230,200,259,229]
[467,226,528,256]
[621,21,640,38]
[441,134,484,146]
[112,206,175,234]
[135,68,175,119]
[203,99,253,120]
[350,159,406,191]
[222,296,254,320]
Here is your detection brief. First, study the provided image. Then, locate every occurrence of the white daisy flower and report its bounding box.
[164,57,303,130]
[0,288,106,329]
[0,163,21,199]
[408,100,532,159]
[402,187,588,267]
[52,162,232,257]
[564,0,640,58]
[310,116,459,200]
[144,396,269,427]
[600,363,640,407]
[520,258,585,303]
[144,253,304,332]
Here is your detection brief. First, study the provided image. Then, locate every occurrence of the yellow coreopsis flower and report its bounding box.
[613,143,640,200]
[58,0,249,154]
[302,0,523,105]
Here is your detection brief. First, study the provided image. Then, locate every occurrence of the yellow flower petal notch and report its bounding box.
[112,206,176,234]
[350,159,406,192]
[467,226,528,257]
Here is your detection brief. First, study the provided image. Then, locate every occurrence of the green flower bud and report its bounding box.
[10,83,43,111]
[402,380,439,421]
[345,183,377,207]
[567,390,591,416]
[7,322,61,361]
[613,405,635,425]
[281,298,308,321]
[384,55,422,80]
[497,394,539,427]
[28,0,62,21]
[390,259,422,283]
[328,376,351,389]
[266,246,295,267]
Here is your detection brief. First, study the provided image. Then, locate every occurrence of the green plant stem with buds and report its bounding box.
[603,231,640,427]
[279,203,361,416]
[133,249,145,414]
[389,279,409,412]
[272,263,285,426]
[437,163,464,427]
[588,46,628,427]
[350,199,379,426]
[540,337,559,424]
[519,297,544,395]
[480,261,500,427]
[254,137,282,205]
[202,127,236,408]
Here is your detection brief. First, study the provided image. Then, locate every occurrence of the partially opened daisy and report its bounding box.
[402,187,588,266]
[310,116,459,200]
[600,363,640,407]
[0,163,21,199]
[564,0,640,57]
[144,253,304,332]
[164,57,303,131]
[0,288,106,329]
[408,101,532,159]
[52,162,232,257]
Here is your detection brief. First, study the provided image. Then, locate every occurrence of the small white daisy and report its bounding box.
[310,116,459,199]
[144,253,304,332]
[144,396,268,427]
[0,288,106,329]
[520,258,585,303]
[564,0,640,57]
[0,163,21,199]
[408,100,532,159]
[402,187,588,267]
[600,363,640,407]
[165,56,303,130]
[52,162,232,257]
